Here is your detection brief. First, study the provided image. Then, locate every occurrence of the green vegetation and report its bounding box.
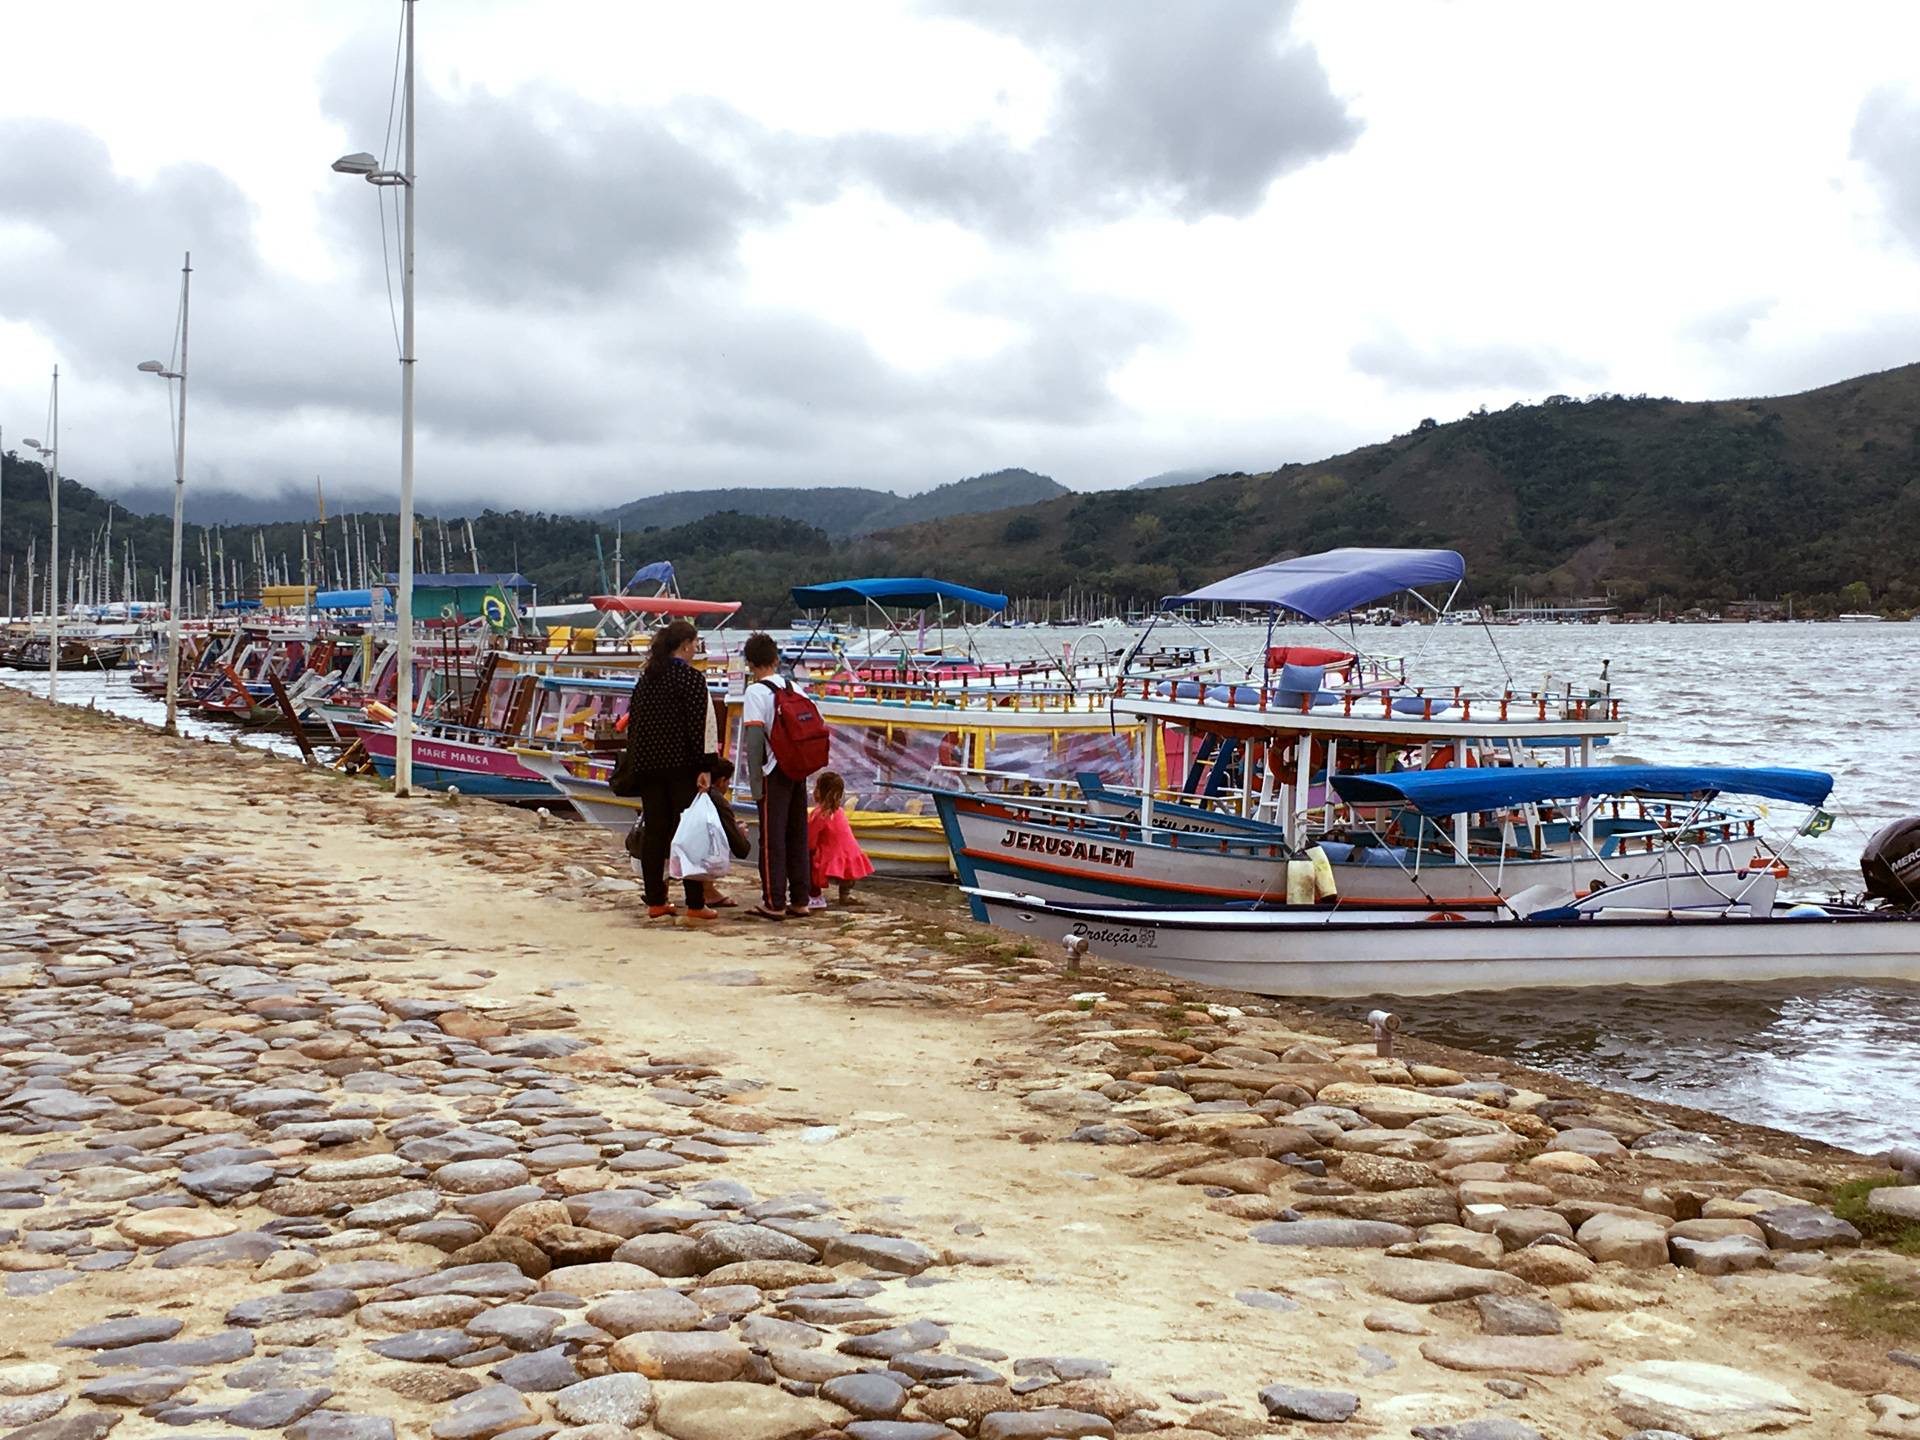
[599,468,1067,540]
[863,367,1920,615]
[1830,1176,1920,1253]
[1829,1260,1920,1341]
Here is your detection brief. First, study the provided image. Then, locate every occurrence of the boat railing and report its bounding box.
[1117,673,1624,725]
[1313,795,1760,866]
[923,765,1091,801]
[794,675,1122,713]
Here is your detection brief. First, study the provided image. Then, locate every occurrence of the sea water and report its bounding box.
[11,619,1920,1151]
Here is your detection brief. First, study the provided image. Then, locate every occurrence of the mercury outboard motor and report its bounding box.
[1861,817,1920,904]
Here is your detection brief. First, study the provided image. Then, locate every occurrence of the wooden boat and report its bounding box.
[326,595,740,801]
[934,781,1773,907]
[929,547,1770,906]
[519,578,1179,872]
[518,673,1135,877]
[964,766,1894,996]
[1,635,128,670]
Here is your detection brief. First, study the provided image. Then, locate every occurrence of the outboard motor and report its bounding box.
[1861,817,1920,905]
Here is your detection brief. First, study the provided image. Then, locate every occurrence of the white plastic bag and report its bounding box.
[667,792,732,881]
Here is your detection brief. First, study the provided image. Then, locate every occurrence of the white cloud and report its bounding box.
[5,0,1920,516]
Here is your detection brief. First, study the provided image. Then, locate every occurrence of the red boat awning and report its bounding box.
[590,596,742,617]
[1267,645,1356,669]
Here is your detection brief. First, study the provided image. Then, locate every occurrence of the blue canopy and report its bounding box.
[1330,765,1835,816]
[790,577,1008,612]
[628,561,675,589]
[1163,547,1465,620]
[316,589,377,611]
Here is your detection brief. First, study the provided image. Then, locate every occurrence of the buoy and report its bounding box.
[1306,844,1338,898]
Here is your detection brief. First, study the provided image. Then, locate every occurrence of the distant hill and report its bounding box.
[601,468,1067,539]
[89,485,518,528]
[76,466,1071,537]
[23,363,1920,622]
[85,486,340,527]
[1132,467,1221,489]
[854,365,1920,616]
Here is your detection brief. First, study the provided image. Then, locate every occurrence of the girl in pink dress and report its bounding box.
[808,771,874,907]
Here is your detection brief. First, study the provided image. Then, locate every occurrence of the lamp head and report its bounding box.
[22,439,42,451]
[137,361,167,374]
[331,152,380,175]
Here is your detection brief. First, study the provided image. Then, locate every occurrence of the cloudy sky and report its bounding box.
[6,1,1920,515]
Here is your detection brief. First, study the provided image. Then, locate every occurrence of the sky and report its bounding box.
[6,0,1920,515]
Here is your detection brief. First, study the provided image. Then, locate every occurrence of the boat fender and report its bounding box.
[1285,860,1316,906]
[365,701,396,724]
[1781,904,1829,918]
[1305,845,1338,898]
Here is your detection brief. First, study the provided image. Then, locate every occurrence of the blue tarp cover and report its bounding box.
[316,589,382,610]
[790,576,1009,612]
[1330,764,1834,816]
[1163,547,1465,620]
[628,561,675,588]
[382,572,533,589]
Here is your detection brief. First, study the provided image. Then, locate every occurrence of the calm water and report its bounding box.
[10,620,1920,1152]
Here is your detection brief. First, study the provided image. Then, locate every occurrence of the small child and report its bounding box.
[807,771,874,907]
[703,755,753,907]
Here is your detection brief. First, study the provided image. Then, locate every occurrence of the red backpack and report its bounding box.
[760,679,831,778]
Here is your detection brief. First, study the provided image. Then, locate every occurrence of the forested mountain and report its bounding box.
[597,467,1067,539]
[858,365,1920,616]
[11,361,1920,622]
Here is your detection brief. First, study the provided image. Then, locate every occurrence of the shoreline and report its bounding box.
[1,685,1915,1439]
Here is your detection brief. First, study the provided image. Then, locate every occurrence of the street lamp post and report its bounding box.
[333,0,418,797]
[23,370,59,704]
[139,251,192,736]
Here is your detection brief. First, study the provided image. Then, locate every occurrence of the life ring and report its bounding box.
[1425,748,1480,770]
[1423,911,1469,922]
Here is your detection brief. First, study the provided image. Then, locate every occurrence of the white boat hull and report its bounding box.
[971,890,1920,996]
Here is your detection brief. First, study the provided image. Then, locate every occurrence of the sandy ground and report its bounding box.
[4,687,1917,1439]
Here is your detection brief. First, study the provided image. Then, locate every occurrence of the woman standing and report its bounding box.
[616,620,717,920]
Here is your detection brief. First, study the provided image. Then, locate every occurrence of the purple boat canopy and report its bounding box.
[1162,547,1466,621]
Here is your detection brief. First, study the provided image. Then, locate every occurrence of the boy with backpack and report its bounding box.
[740,632,830,920]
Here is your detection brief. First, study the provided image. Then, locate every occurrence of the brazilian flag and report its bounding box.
[1800,810,1835,838]
[412,583,515,632]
